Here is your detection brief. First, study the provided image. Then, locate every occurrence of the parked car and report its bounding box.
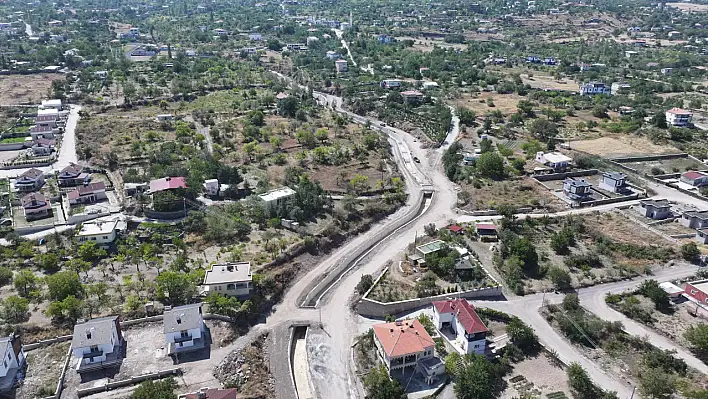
[413,157,420,163]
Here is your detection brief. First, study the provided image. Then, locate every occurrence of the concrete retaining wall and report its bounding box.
[76,368,181,397]
[0,142,26,151]
[143,209,188,220]
[611,153,688,163]
[532,169,598,182]
[357,285,502,318]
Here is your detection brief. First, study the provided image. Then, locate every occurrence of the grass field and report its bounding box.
[0,137,27,144]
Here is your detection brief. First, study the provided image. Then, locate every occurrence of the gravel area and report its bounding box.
[502,354,571,399]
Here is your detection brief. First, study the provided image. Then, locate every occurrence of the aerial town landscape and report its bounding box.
[1,0,708,398]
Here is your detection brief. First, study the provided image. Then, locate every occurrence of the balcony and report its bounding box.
[82,348,104,359]
[174,334,193,343]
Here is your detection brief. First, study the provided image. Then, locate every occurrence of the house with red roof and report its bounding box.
[372,319,437,376]
[67,182,107,206]
[680,171,708,187]
[432,299,488,355]
[148,176,188,194]
[475,223,498,241]
[446,224,464,235]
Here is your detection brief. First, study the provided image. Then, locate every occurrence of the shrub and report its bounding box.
[357,274,375,295]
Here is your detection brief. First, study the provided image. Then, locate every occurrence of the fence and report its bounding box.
[76,368,181,397]
[532,169,598,182]
[37,345,73,399]
[610,153,688,163]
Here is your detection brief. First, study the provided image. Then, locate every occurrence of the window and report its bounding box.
[90,345,98,352]
[180,330,189,338]
[226,283,235,290]
[102,236,108,240]
[691,290,697,295]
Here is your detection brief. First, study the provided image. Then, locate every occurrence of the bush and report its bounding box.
[0,267,12,287]
[357,274,375,295]
[548,267,572,290]
[681,242,700,262]
[637,280,670,311]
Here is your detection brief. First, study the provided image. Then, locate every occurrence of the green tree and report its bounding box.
[36,253,60,273]
[638,366,677,399]
[155,271,199,306]
[78,241,108,263]
[681,242,700,262]
[131,378,177,399]
[684,324,708,352]
[356,274,374,294]
[46,271,83,301]
[567,363,598,399]
[548,267,572,290]
[204,292,240,317]
[45,295,85,323]
[563,293,581,311]
[1,295,29,323]
[527,118,558,141]
[363,366,406,399]
[0,267,12,287]
[476,152,505,179]
[416,314,436,336]
[454,355,497,399]
[507,317,538,350]
[13,270,38,298]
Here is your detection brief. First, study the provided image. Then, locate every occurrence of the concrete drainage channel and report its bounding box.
[290,325,314,399]
[299,192,433,308]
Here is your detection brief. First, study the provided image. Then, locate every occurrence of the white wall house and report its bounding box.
[0,334,25,392]
[71,316,123,373]
[259,186,296,214]
[372,320,435,375]
[202,262,253,298]
[579,82,611,95]
[535,152,572,170]
[76,219,120,246]
[164,303,205,355]
[432,299,488,355]
[335,59,348,72]
[666,108,693,127]
[41,99,62,111]
[637,199,671,220]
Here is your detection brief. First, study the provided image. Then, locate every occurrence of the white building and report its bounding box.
[76,218,122,246]
[204,179,219,196]
[259,186,296,214]
[432,299,488,355]
[598,171,627,193]
[335,59,348,72]
[535,152,572,170]
[214,28,228,36]
[0,334,25,392]
[666,108,693,127]
[579,82,611,96]
[41,99,62,111]
[164,303,206,355]
[610,82,631,95]
[202,262,253,298]
[637,199,671,220]
[71,316,124,373]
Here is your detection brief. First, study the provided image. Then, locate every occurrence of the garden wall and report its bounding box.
[532,169,598,182]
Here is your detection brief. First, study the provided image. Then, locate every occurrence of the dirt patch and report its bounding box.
[666,2,708,12]
[502,354,571,399]
[214,333,275,399]
[458,177,565,212]
[17,342,71,399]
[0,74,63,105]
[571,136,678,157]
[451,92,526,116]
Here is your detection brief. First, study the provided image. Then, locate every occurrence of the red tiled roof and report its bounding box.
[22,192,50,210]
[372,320,435,358]
[447,225,464,233]
[432,299,489,335]
[67,182,106,200]
[184,389,237,399]
[149,176,187,193]
[475,223,497,231]
[20,168,43,180]
[682,171,705,180]
[667,107,692,116]
[61,163,83,176]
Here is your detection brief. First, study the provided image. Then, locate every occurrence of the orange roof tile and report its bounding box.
[372,319,434,358]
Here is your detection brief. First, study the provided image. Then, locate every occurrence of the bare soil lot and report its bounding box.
[0,74,63,105]
[666,2,708,12]
[395,36,467,53]
[458,177,565,212]
[621,156,704,176]
[502,354,571,399]
[451,92,527,117]
[571,136,678,157]
[18,342,71,399]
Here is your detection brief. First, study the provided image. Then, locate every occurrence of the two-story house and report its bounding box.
[680,171,708,187]
[22,193,51,220]
[579,82,611,96]
[71,316,124,373]
[76,218,121,247]
[59,163,90,187]
[164,303,206,355]
[432,299,488,355]
[0,334,25,393]
[563,179,592,202]
[30,124,58,140]
[67,182,107,206]
[666,108,693,127]
[31,138,55,157]
[202,262,253,298]
[258,186,295,214]
[598,171,628,193]
[14,168,45,192]
[372,319,435,375]
[637,199,671,220]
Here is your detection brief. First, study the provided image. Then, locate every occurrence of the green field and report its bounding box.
[0,137,26,144]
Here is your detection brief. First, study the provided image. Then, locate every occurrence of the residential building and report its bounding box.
[610,82,631,95]
[381,79,402,89]
[67,182,107,205]
[659,282,684,300]
[182,388,238,399]
[14,168,44,192]
[59,163,90,187]
[446,224,464,235]
[696,228,708,244]
[577,63,591,71]
[31,138,55,156]
[149,176,188,194]
[248,33,262,41]
[625,50,638,58]
[475,223,498,241]
[661,67,674,75]
[157,114,174,121]
[325,50,342,60]
[48,20,63,27]
[543,57,557,66]
[22,192,51,220]
[41,99,62,111]
[202,262,253,298]
[563,179,592,201]
[432,299,488,355]
[0,334,25,393]
[71,316,124,373]
[535,152,572,170]
[422,81,439,90]
[30,124,58,139]
[214,28,228,36]
[579,82,611,96]
[637,199,671,220]
[377,34,393,44]
[258,186,296,214]
[666,108,693,127]
[164,303,206,355]
[401,90,425,104]
[335,59,348,73]
[204,179,219,196]
[372,319,435,375]
[35,114,58,128]
[684,279,708,305]
[415,239,448,258]
[680,171,708,187]
[598,171,627,193]
[680,210,708,229]
[76,218,121,246]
